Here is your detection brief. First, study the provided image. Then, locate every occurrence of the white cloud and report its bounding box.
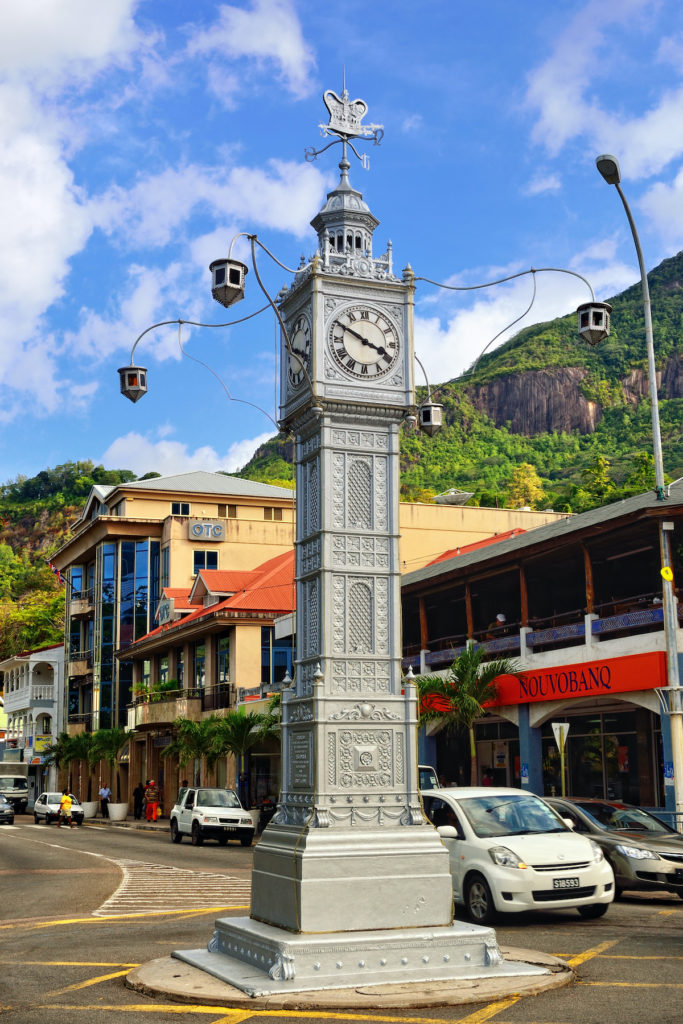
[638,165,683,248]
[0,1,146,87]
[413,248,636,384]
[186,0,316,101]
[100,429,274,476]
[525,0,683,179]
[401,114,423,133]
[523,173,561,196]
[92,159,328,247]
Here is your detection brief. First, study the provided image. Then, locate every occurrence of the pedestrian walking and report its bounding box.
[144,779,160,821]
[133,781,145,820]
[98,783,111,818]
[57,788,74,828]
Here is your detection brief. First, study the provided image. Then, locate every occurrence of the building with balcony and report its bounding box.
[401,480,683,820]
[121,549,295,810]
[0,642,65,800]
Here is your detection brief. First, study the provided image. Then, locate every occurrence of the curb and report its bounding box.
[126,947,573,1009]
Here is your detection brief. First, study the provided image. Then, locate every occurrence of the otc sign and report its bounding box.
[188,519,225,541]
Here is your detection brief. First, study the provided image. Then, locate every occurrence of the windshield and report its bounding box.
[0,778,25,789]
[196,789,240,808]
[458,794,567,838]
[575,802,675,833]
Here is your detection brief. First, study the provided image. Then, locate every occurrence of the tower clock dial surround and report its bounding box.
[328,303,400,379]
[287,313,312,388]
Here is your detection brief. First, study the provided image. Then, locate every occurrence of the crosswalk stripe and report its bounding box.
[93,859,252,917]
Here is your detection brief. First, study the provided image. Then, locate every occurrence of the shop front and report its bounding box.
[492,650,671,810]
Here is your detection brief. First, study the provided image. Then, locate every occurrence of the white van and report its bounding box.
[422,786,614,924]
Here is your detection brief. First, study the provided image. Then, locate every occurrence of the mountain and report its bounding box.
[239,251,683,509]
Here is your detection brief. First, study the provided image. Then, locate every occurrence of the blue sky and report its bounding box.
[1,0,682,484]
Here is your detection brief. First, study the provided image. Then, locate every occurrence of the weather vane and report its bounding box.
[305,72,384,171]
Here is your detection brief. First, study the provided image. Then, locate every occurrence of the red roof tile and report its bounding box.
[427,528,526,565]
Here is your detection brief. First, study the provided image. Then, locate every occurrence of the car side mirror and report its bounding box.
[436,825,459,839]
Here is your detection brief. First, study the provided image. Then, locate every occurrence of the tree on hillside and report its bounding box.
[581,453,615,503]
[417,647,518,785]
[501,462,545,509]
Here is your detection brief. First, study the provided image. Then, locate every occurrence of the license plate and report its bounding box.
[553,876,580,889]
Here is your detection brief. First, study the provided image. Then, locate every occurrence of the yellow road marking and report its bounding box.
[657,909,677,916]
[28,1008,522,1023]
[565,939,618,967]
[455,996,520,1022]
[0,905,248,930]
[597,954,683,960]
[210,1015,255,1024]
[582,981,683,988]
[48,968,131,995]
[0,960,138,966]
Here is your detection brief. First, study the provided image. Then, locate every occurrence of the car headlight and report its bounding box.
[241,818,253,826]
[590,840,604,862]
[488,846,527,869]
[202,815,219,824]
[615,843,660,860]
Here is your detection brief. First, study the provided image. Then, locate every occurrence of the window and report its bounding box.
[264,507,283,521]
[171,501,190,516]
[218,504,237,518]
[161,547,169,588]
[217,633,230,683]
[194,642,206,688]
[193,550,218,574]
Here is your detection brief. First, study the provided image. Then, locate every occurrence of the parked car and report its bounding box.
[0,794,15,825]
[422,786,614,924]
[546,797,683,899]
[169,787,255,846]
[33,792,84,826]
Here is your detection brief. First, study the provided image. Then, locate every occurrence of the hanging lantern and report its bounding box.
[209,258,248,308]
[577,301,612,347]
[418,401,443,436]
[117,365,148,403]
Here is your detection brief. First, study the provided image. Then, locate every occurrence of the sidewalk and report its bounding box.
[84,813,169,831]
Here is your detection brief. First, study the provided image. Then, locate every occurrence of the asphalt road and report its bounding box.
[1,815,682,1024]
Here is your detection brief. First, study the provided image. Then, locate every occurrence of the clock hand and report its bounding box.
[341,324,386,356]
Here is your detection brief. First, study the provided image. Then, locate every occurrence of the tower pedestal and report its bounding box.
[175,917,546,997]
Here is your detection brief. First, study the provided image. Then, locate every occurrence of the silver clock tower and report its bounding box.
[175,86,535,996]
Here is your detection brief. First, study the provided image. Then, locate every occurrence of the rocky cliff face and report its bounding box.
[469,368,601,435]
[468,354,683,437]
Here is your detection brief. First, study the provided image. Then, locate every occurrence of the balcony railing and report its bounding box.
[67,649,93,676]
[402,597,681,673]
[69,588,95,618]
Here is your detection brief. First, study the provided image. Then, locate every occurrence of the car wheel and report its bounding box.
[614,886,625,900]
[191,822,203,846]
[218,835,229,846]
[240,834,253,847]
[577,903,609,919]
[34,812,39,823]
[170,820,182,844]
[465,873,496,925]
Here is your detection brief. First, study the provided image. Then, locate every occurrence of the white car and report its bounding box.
[169,787,255,846]
[422,786,614,924]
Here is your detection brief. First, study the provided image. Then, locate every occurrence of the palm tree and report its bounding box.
[416,646,518,786]
[212,709,278,808]
[68,731,100,801]
[43,732,76,791]
[161,716,222,786]
[92,727,134,802]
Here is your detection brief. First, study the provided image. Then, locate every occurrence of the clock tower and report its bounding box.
[175,86,522,996]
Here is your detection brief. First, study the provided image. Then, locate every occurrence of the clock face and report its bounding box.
[287,313,311,388]
[328,304,400,379]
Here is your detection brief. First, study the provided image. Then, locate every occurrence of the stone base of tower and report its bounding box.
[248,822,453,932]
[173,916,548,997]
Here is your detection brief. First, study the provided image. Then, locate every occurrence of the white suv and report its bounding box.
[422,786,614,924]
[170,787,255,847]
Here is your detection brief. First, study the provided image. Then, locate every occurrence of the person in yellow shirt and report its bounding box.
[58,788,74,828]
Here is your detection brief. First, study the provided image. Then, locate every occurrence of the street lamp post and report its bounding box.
[595,154,683,830]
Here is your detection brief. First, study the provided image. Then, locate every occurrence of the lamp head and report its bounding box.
[418,401,443,436]
[118,365,148,402]
[596,154,621,185]
[577,301,612,347]
[209,258,248,308]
